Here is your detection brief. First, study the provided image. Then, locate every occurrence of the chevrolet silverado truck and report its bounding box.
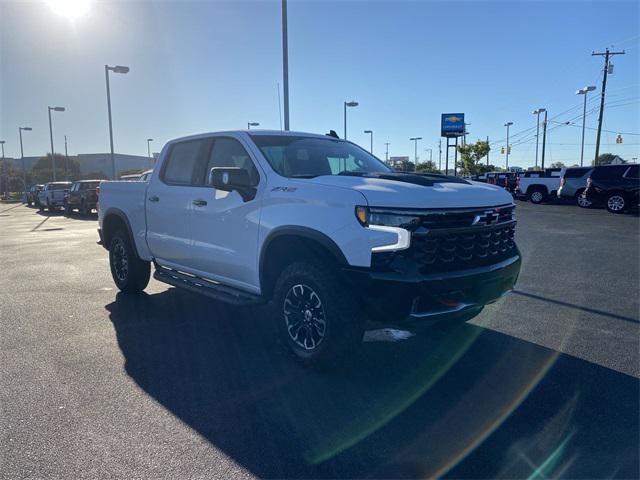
[65,180,100,215]
[37,181,72,212]
[98,130,521,366]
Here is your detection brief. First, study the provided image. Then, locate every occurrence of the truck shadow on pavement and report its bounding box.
[106,289,639,479]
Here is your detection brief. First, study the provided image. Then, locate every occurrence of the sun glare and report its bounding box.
[46,0,91,20]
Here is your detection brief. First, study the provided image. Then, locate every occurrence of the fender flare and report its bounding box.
[259,226,348,291]
[101,207,137,254]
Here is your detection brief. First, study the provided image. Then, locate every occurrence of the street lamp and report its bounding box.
[48,106,66,181]
[532,108,546,169]
[105,64,130,179]
[576,86,596,167]
[343,101,358,139]
[504,122,513,170]
[384,142,390,162]
[147,138,154,159]
[0,140,4,198]
[409,137,422,167]
[19,127,32,196]
[363,130,373,153]
[425,148,433,163]
[247,122,260,130]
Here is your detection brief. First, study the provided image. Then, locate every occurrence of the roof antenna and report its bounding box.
[326,130,339,139]
[277,82,283,132]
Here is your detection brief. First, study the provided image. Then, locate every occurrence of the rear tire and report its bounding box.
[606,192,627,214]
[272,260,365,368]
[576,190,592,208]
[109,230,150,293]
[528,187,547,204]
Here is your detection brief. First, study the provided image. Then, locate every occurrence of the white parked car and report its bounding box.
[98,130,521,366]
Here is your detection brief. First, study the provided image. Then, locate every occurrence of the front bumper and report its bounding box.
[343,251,521,327]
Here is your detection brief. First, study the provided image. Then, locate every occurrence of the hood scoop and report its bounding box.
[339,171,470,187]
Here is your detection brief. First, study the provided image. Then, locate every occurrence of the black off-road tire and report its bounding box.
[109,230,150,293]
[272,260,365,368]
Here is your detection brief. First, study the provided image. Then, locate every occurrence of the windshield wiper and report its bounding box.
[289,174,318,179]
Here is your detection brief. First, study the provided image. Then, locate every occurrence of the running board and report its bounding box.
[153,266,263,306]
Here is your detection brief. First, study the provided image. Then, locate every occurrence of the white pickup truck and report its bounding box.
[37,181,72,212]
[515,169,561,204]
[98,130,521,366]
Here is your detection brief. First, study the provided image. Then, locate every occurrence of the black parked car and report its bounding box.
[582,164,639,213]
[64,180,101,215]
[26,184,44,207]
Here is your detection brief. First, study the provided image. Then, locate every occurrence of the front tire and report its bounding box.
[109,230,150,293]
[272,260,365,368]
[606,193,627,214]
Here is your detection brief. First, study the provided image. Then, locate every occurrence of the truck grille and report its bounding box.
[370,205,518,275]
[413,223,516,273]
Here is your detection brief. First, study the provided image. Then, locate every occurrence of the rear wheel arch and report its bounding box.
[259,228,348,300]
[102,209,137,254]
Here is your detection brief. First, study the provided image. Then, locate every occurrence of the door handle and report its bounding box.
[148,195,159,202]
[192,199,207,207]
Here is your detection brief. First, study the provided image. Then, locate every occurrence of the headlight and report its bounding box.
[355,206,420,229]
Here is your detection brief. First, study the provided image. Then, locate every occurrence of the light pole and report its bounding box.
[576,86,596,167]
[19,127,32,196]
[532,108,545,169]
[105,64,130,180]
[363,130,373,153]
[0,140,4,198]
[410,137,422,167]
[504,122,513,170]
[425,148,433,163]
[540,110,548,170]
[343,101,358,139]
[64,134,69,177]
[146,138,154,159]
[281,0,289,131]
[48,106,65,182]
[384,142,390,162]
[247,122,259,130]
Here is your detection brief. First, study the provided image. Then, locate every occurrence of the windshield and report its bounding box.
[251,135,392,178]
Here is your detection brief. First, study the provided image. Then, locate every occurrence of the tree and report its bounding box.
[30,154,80,184]
[456,140,491,175]
[416,161,440,174]
[595,153,623,166]
[550,161,566,168]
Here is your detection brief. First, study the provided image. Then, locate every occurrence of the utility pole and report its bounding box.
[64,135,69,177]
[282,0,290,131]
[540,111,548,170]
[486,136,489,166]
[592,48,625,165]
[384,142,390,162]
[438,139,442,171]
[504,122,513,171]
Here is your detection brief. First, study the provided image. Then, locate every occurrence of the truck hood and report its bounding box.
[305,172,514,208]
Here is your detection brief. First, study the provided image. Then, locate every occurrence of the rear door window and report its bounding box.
[624,165,639,179]
[565,168,591,178]
[592,165,628,180]
[162,139,206,185]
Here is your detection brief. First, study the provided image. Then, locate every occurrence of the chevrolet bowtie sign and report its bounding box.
[441,113,465,138]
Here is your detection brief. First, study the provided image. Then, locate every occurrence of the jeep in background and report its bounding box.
[582,164,639,213]
[26,184,44,207]
[65,180,101,215]
[37,182,72,212]
[557,166,593,207]
[98,130,521,367]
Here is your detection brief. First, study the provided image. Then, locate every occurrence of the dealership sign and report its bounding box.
[441,113,465,137]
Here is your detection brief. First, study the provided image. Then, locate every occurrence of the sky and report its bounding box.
[1,0,638,169]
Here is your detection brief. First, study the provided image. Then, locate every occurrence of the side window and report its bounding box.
[206,138,259,186]
[624,165,639,179]
[162,140,205,185]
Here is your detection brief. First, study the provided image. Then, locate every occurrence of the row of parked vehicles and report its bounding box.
[25,170,153,215]
[471,164,639,214]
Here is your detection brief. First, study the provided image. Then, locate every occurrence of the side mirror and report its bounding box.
[208,167,256,202]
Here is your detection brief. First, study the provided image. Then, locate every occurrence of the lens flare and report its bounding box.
[46,0,91,20]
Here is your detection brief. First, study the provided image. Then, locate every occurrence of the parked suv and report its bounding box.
[557,166,593,207]
[515,169,561,204]
[37,182,72,212]
[98,130,521,367]
[582,164,639,213]
[65,180,101,215]
[26,184,44,207]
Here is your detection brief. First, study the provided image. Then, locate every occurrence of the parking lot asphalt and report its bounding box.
[0,201,638,479]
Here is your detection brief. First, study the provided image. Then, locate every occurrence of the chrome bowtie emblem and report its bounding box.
[222,172,229,184]
[472,210,499,225]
